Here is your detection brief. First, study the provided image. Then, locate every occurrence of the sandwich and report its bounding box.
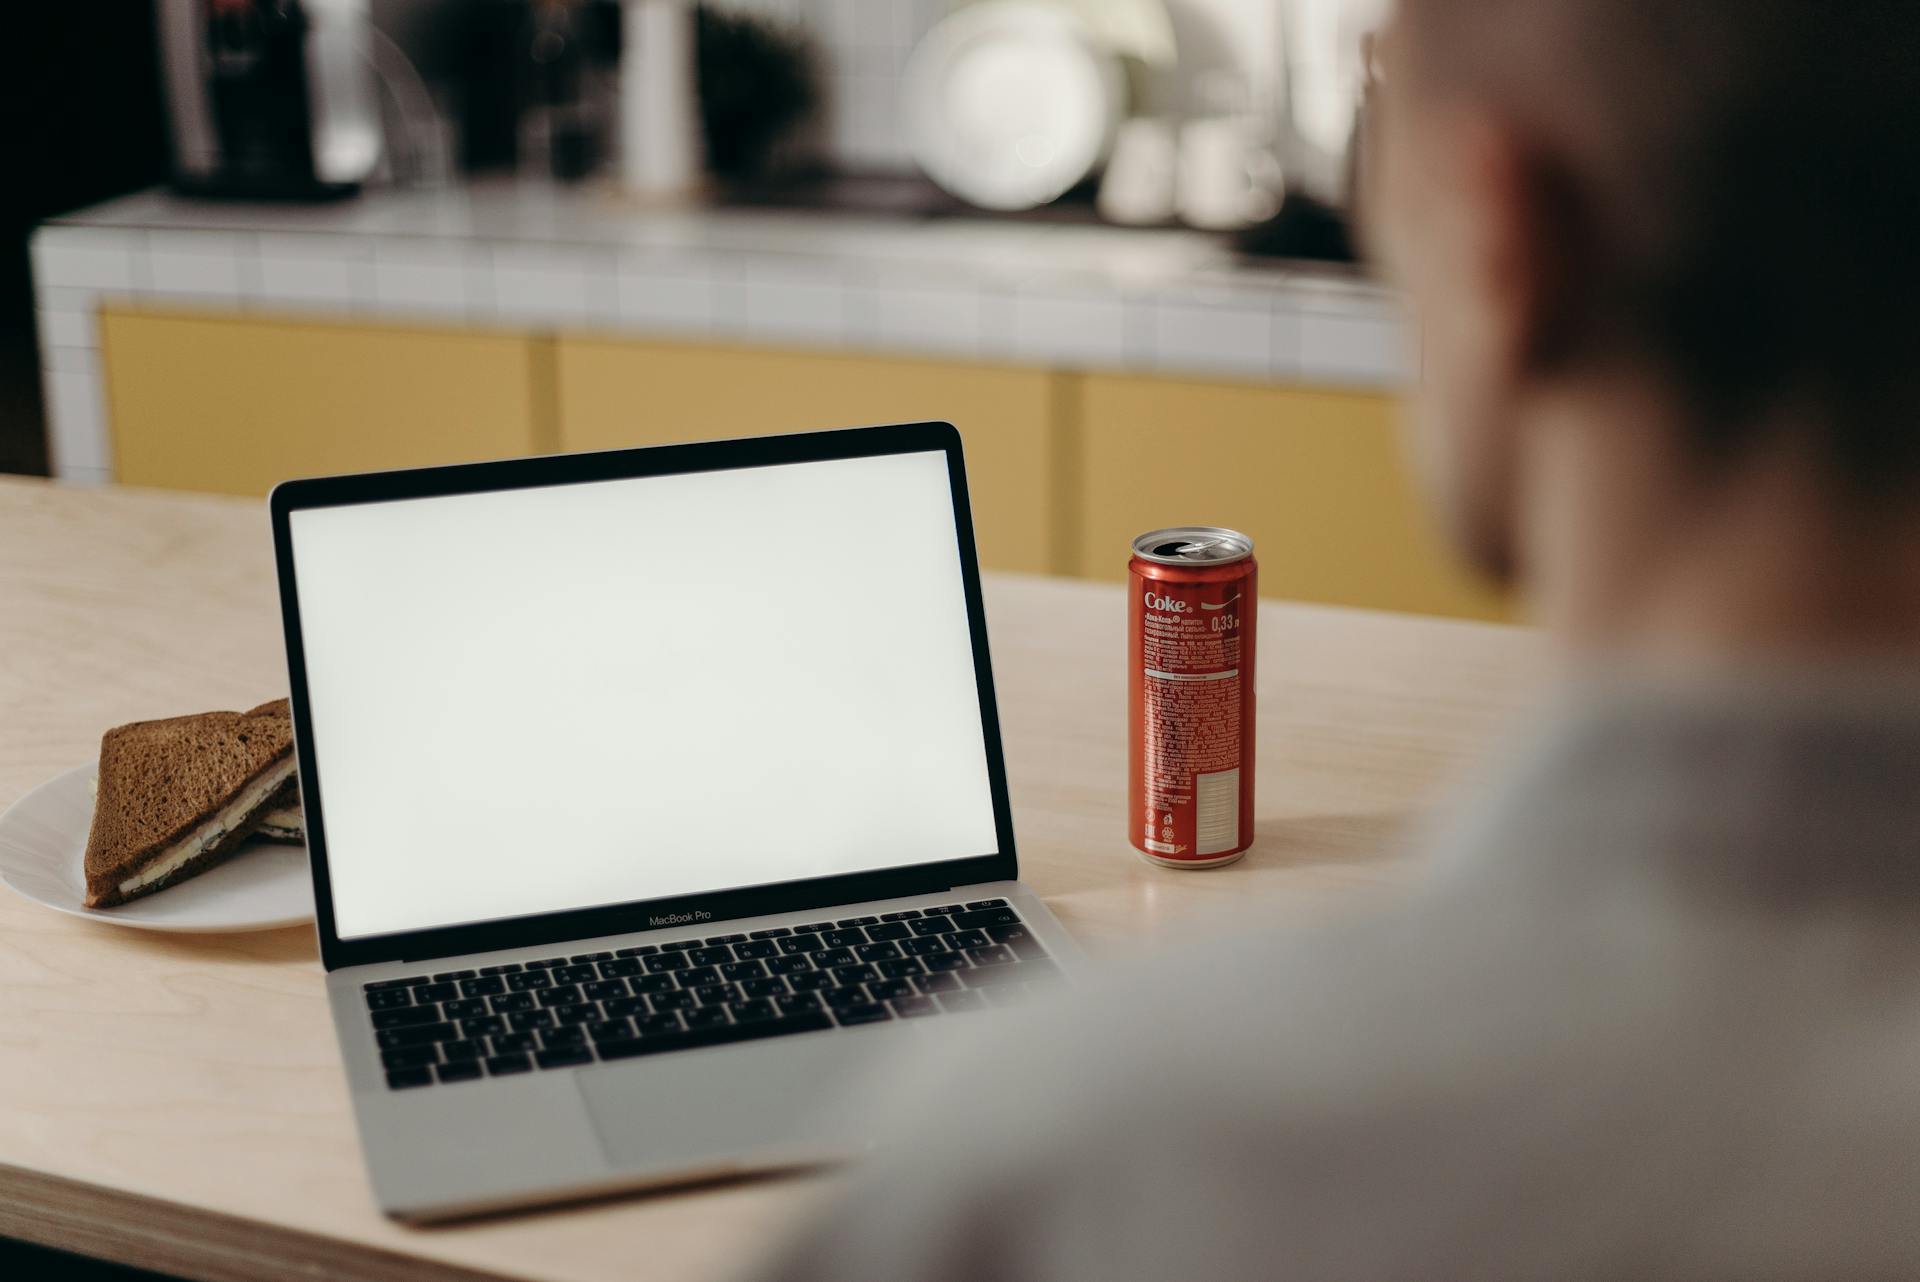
[243,699,305,843]
[83,700,299,908]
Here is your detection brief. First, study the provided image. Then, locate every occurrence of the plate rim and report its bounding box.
[0,763,316,934]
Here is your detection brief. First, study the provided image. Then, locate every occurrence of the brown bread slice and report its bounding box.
[83,705,296,908]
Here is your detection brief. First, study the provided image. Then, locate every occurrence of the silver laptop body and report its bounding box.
[271,423,1081,1221]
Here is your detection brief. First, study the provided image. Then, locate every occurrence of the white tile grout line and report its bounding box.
[30,227,1412,480]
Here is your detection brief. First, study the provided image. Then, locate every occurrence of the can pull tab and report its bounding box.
[1154,538,1223,560]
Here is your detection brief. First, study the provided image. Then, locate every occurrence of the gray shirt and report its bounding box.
[753,673,1920,1281]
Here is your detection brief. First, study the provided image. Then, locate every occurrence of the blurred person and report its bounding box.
[752,2,1920,1278]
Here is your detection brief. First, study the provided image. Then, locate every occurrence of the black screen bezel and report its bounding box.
[269,423,1016,972]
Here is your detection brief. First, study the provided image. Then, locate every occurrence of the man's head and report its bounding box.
[1363,0,1920,588]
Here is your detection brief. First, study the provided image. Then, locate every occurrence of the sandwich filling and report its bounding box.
[115,758,297,896]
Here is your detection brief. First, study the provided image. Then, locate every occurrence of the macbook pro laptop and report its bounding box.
[270,422,1081,1221]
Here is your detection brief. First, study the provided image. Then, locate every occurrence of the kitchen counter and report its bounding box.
[32,182,1411,484]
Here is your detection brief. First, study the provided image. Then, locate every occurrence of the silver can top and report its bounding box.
[1131,526,1255,567]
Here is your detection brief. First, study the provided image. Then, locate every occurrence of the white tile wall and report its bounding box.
[144,231,250,301]
[490,244,620,325]
[370,239,481,319]
[254,234,373,310]
[1008,290,1128,367]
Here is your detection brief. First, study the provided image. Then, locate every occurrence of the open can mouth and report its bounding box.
[1131,526,1255,567]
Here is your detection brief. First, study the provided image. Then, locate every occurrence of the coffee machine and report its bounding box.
[157,0,382,198]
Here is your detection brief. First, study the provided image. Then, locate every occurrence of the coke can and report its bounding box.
[1129,527,1257,868]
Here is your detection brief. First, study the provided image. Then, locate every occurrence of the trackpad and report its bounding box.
[576,1033,884,1171]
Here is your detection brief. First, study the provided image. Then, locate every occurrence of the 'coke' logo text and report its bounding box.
[1144,592,1191,614]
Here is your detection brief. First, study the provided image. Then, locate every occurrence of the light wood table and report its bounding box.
[0,477,1546,1282]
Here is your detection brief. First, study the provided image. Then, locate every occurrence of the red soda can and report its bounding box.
[1129,527,1257,868]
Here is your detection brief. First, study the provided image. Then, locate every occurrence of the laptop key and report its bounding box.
[788,971,834,992]
[381,1045,439,1070]
[965,898,1010,910]
[636,1013,684,1036]
[537,985,582,1008]
[814,947,856,969]
[443,998,488,1021]
[903,936,950,957]
[685,1006,731,1029]
[690,947,732,966]
[733,939,777,959]
[879,910,922,921]
[952,908,1019,930]
[730,999,776,1022]
[507,971,552,991]
[583,980,628,1001]
[707,933,747,945]
[460,976,506,998]
[650,990,694,1011]
[376,1022,454,1049]
[967,945,1015,967]
[891,995,938,1019]
[542,1025,586,1048]
[490,992,535,1013]
[571,951,613,963]
[835,1003,892,1026]
[821,929,866,948]
[927,904,964,916]
[865,922,911,942]
[461,1015,506,1039]
[825,985,869,1009]
[478,963,523,975]
[535,1047,594,1070]
[723,960,768,980]
[615,944,659,957]
[486,1053,534,1076]
[833,964,878,986]
[645,953,690,973]
[914,972,961,994]
[490,1031,539,1054]
[748,927,792,939]
[878,958,924,979]
[365,989,413,1011]
[694,984,735,1005]
[767,954,813,975]
[603,996,648,1018]
[365,978,415,992]
[779,934,825,954]
[600,958,642,977]
[678,965,721,988]
[778,992,822,1014]
[552,965,597,985]
[413,982,458,1004]
[441,1039,484,1062]
[987,924,1049,959]
[371,1007,440,1030]
[554,1004,597,1026]
[660,939,702,952]
[937,990,988,1013]
[596,1011,834,1061]
[910,917,952,936]
[386,1068,434,1090]
[586,1019,632,1042]
[433,969,478,982]
[508,1010,554,1031]
[528,957,567,970]
[948,929,990,949]
[855,942,901,962]
[835,915,878,928]
[925,953,971,973]
[741,977,787,998]
[866,978,913,1002]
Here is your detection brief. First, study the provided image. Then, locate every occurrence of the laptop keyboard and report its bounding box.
[362,901,1061,1090]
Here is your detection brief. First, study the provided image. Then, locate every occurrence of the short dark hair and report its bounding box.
[1400,0,1920,489]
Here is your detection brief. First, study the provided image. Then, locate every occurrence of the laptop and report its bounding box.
[269,422,1082,1221]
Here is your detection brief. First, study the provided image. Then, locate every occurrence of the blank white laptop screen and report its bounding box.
[288,450,1001,941]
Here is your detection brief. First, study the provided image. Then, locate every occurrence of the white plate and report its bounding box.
[0,765,314,933]
[905,2,1125,211]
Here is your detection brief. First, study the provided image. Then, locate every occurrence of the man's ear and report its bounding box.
[1456,116,1594,382]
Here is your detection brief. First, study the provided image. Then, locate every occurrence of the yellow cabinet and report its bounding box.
[1073,373,1509,621]
[554,337,1060,575]
[100,308,542,496]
